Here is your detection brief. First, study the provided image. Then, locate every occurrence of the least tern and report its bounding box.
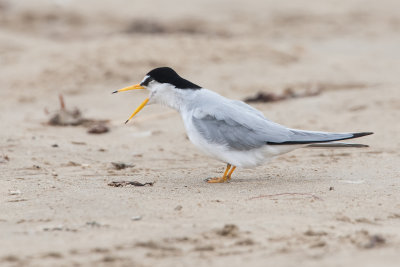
[113,67,372,183]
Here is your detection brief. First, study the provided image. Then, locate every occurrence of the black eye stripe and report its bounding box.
[140,77,153,86]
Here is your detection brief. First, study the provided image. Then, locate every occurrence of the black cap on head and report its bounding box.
[142,67,201,90]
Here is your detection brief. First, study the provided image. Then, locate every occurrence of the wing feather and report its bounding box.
[189,89,372,150]
[191,101,291,150]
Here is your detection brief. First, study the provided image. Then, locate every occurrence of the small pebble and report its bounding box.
[9,190,21,195]
[131,216,142,221]
[111,162,134,170]
[86,221,101,227]
[87,124,109,134]
[174,205,183,211]
[43,225,64,231]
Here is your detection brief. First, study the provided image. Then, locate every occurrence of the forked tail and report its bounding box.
[267,131,373,146]
[307,142,369,148]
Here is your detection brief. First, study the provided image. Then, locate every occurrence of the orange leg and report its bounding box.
[226,166,236,180]
[207,164,231,183]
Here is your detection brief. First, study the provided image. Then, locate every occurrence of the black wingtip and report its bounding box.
[112,91,118,94]
[267,131,374,145]
[352,132,373,138]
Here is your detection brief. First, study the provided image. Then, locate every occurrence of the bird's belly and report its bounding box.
[184,123,222,159]
[187,137,282,168]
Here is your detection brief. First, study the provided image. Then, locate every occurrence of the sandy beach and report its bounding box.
[1,0,400,266]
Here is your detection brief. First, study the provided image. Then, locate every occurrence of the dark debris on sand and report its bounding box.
[244,82,369,103]
[111,162,135,170]
[244,88,321,103]
[108,181,154,187]
[47,94,110,134]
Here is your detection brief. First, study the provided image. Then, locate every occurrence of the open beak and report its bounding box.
[112,83,149,124]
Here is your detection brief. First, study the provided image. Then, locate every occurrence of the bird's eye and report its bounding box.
[140,77,154,87]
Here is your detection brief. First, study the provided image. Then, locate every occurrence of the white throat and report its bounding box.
[148,83,193,112]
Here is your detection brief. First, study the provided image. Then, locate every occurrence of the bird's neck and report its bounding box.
[154,88,187,112]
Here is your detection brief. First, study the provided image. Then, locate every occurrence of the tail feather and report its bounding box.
[307,142,369,148]
[267,131,373,145]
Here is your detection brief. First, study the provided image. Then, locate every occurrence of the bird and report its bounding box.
[112,67,373,183]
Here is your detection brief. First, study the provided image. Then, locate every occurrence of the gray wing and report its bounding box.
[191,102,292,151]
[191,100,371,150]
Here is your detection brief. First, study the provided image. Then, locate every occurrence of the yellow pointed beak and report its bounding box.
[112,83,145,94]
[124,98,149,124]
[112,83,148,124]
